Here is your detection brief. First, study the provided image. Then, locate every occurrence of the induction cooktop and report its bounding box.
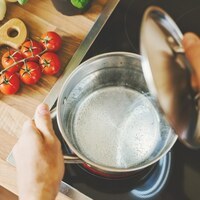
[7,0,200,199]
[54,0,200,199]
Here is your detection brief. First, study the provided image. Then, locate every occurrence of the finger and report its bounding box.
[34,103,55,139]
[13,120,42,159]
[22,119,42,137]
[182,32,200,90]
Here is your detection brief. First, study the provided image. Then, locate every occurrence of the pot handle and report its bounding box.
[63,155,84,164]
[50,107,57,119]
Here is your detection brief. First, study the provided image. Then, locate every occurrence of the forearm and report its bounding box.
[19,191,57,200]
[18,183,58,200]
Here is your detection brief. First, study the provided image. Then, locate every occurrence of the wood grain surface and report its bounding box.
[0,18,27,49]
[0,0,107,199]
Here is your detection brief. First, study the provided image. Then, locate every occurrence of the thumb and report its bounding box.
[182,32,200,90]
[34,103,55,139]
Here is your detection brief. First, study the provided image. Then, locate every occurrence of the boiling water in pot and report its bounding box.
[71,86,161,168]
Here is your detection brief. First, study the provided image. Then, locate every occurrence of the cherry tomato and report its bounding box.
[39,52,61,75]
[1,49,24,74]
[20,40,44,62]
[40,31,62,52]
[0,72,20,95]
[19,62,41,85]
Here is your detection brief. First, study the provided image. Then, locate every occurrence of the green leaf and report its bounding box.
[18,0,29,5]
[70,0,90,9]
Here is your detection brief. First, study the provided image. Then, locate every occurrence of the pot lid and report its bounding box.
[140,6,200,149]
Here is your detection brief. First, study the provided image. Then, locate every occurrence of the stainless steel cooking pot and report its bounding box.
[56,52,177,175]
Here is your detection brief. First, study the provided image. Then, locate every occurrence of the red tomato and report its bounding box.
[0,72,20,95]
[20,40,44,62]
[19,62,41,85]
[1,49,24,74]
[40,31,62,52]
[39,52,61,75]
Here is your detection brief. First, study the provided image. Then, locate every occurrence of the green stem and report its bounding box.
[0,48,47,75]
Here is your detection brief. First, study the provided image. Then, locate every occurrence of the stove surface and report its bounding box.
[83,0,200,59]
[54,0,200,199]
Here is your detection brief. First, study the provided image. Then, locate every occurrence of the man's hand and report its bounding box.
[182,32,200,91]
[13,104,64,200]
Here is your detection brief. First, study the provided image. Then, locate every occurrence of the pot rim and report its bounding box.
[57,51,178,173]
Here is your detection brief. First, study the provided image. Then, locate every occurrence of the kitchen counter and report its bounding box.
[0,0,107,199]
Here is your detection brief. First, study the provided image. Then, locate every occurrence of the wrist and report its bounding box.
[20,193,57,200]
[19,186,58,200]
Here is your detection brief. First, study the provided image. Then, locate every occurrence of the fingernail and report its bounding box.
[183,33,199,49]
[37,104,50,115]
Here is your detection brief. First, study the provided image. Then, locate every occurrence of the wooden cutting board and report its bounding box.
[0,0,107,198]
[0,18,27,49]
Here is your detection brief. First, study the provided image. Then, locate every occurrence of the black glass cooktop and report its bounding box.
[83,0,200,59]
[54,0,200,199]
